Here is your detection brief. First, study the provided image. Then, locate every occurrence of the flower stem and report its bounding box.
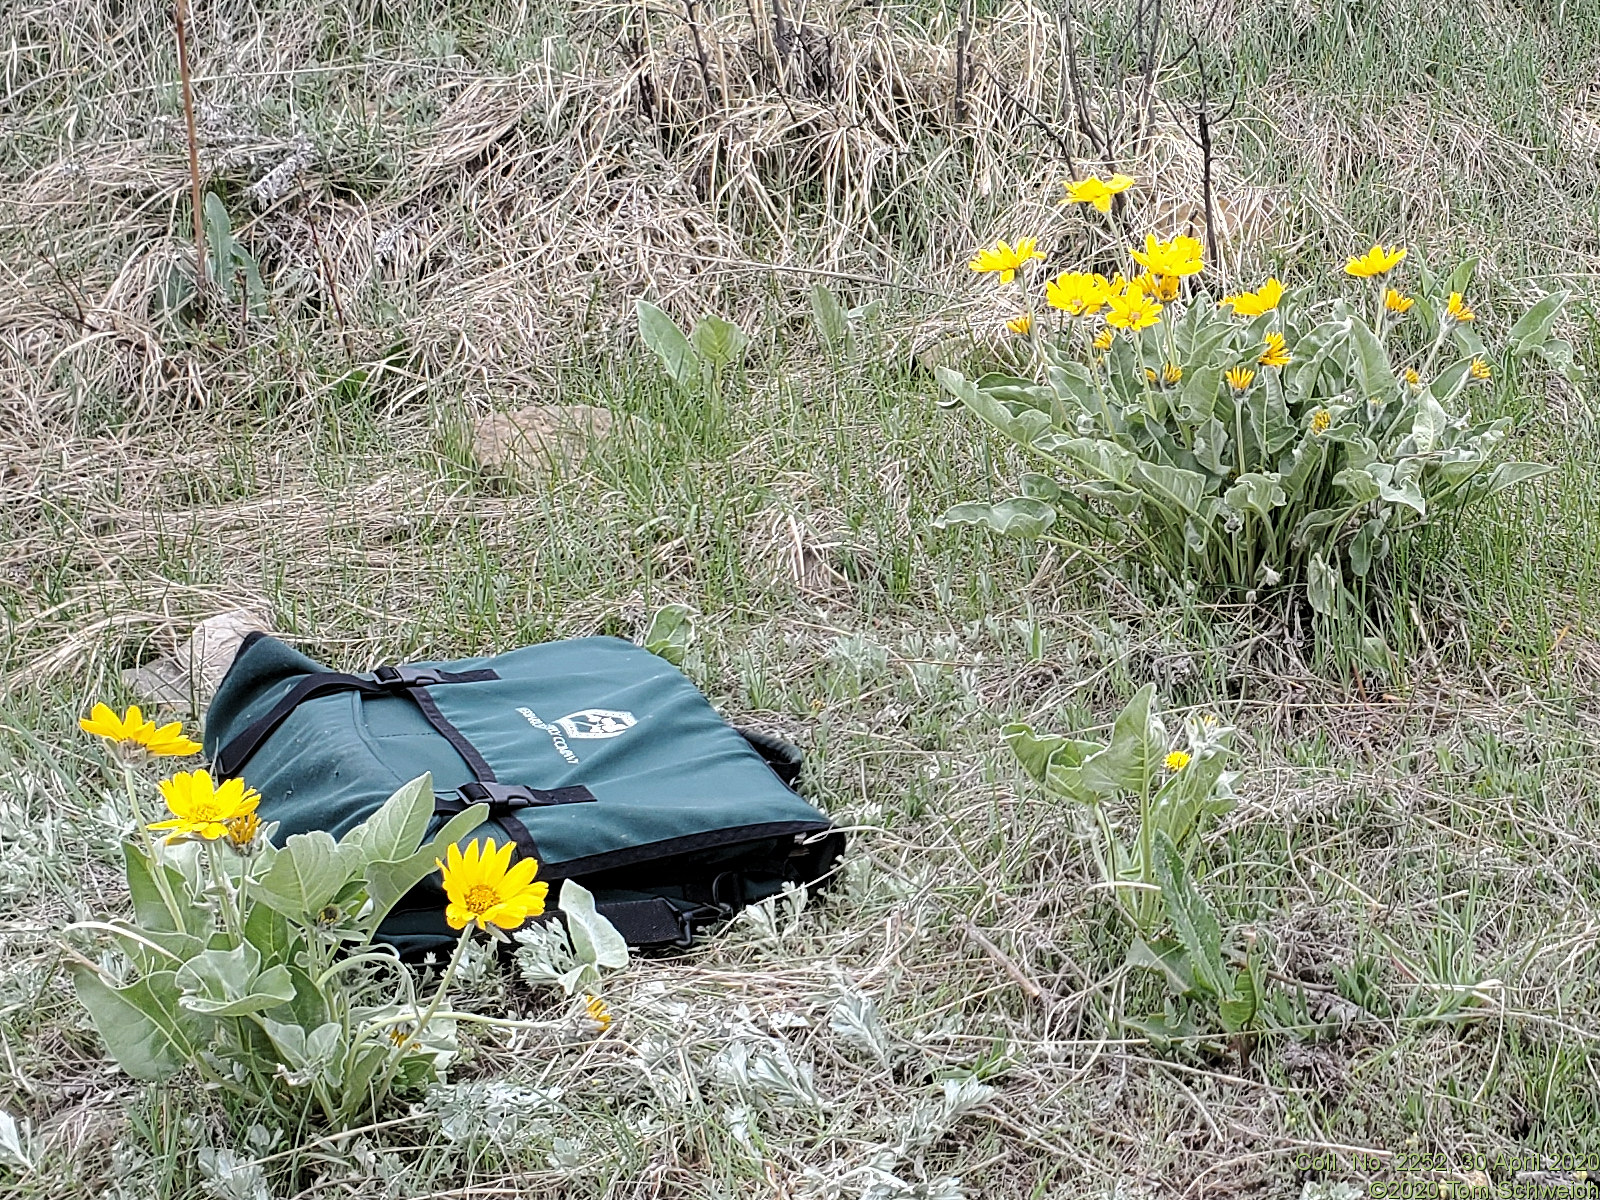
[125,765,186,931]
[204,839,242,945]
[371,924,473,1106]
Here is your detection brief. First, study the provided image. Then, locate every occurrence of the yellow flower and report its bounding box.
[1092,327,1114,351]
[1445,292,1475,323]
[1105,285,1163,331]
[1061,173,1134,213]
[224,811,263,854]
[969,238,1044,285]
[1344,244,1407,278]
[1259,332,1292,369]
[1385,288,1415,314]
[1470,356,1492,381]
[387,1022,415,1049]
[1164,751,1191,771]
[1045,271,1114,316]
[1134,272,1182,302]
[80,703,202,757]
[1220,278,1284,317]
[437,838,549,932]
[1224,366,1255,392]
[1129,235,1204,279]
[1144,363,1183,386]
[1309,408,1332,434]
[585,994,613,1032]
[149,770,261,843]
[1006,313,1032,336]
[1405,367,1422,388]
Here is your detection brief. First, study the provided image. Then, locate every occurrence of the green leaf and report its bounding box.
[642,604,695,665]
[1223,472,1287,520]
[935,498,1056,538]
[1191,418,1231,476]
[1126,936,1197,995]
[1447,257,1478,297]
[1076,684,1164,799]
[339,774,434,867]
[809,283,852,354]
[1410,394,1450,454]
[1507,290,1566,356]
[1046,362,1097,413]
[244,900,296,964]
[363,803,489,931]
[202,193,234,287]
[1349,516,1387,577]
[1307,551,1341,617]
[1481,461,1554,498]
[636,301,698,388]
[1218,966,1259,1033]
[689,315,748,371]
[1375,462,1427,516]
[559,881,629,974]
[123,843,210,939]
[1002,723,1101,785]
[1017,473,1062,501]
[71,968,200,1081]
[1130,461,1209,516]
[174,943,296,1017]
[1347,317,1399,400]
[1151,831,1225,997]
[254,831,353,921]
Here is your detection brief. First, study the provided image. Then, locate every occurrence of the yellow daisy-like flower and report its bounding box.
[437,838,549,933]
[1105,285,1163,331]
[1259,332,1292,369]
[1220,278,1284,317]
[1144,363,1183,386]
[969,238,1044,285]
[1404,367,1422,388]
[1164,751,1191,771]
[1092,327,1114,351]
[1134,272,1181,302]
[1006,313,1032,336]
[80,703,202,757]
[1344,244,1407,278]
[585,994,613,1033]
[1061,173,1135,213]
[1224,366,1255,392]
[1309,408,1332,434]
[1469,356,1492,381]
[1384,288,1415,314]
[149,770,261,844]
[1045,271,1113,316]
[1129,235,1205,279]
[1445,292,1475,323]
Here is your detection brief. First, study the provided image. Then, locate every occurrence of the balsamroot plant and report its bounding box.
[943,210,1577,617]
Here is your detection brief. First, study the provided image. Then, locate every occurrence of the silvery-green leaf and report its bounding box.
[71,968,199,1081]
[1307,552,1341,616]
[1410,394,1450,454]
[1151,831,1225,997]
[1018,473,1062,500]
[1002,723,1100,784]
[559,881,629,974]
[1428,359,1473,406]
[254,831,352,920]
[935,498,1055,538]
[339,773,433,865]
[1481,461,1554,498]
[1191,417,1231,475]
[1347,316,1398,400]
[1507,290,1567,356]
[1332,466,1380,503]
[690,315,748,370]
[642,604,694,665]
[0,1109,31,1170]
[1377,464,1427,516]
[809,283,852,354]
[1131,461,1208,515]
[1223,472,1287,520]
[636,301,698,388]
[1077,684,1165,798]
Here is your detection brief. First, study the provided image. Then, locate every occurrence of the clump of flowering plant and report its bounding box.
[943,195,1576,617]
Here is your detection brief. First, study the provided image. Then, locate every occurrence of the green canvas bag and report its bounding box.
[203,633,843,957]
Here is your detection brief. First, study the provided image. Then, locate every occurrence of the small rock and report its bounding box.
[122,608,272,715]
[470,405,635,479]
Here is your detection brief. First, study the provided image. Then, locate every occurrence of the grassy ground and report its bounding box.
[4,0,1600,1196]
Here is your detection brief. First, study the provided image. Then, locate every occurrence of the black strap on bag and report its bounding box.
[214,665,499,778]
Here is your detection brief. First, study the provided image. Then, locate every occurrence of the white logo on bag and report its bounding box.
[556,709,638,739]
